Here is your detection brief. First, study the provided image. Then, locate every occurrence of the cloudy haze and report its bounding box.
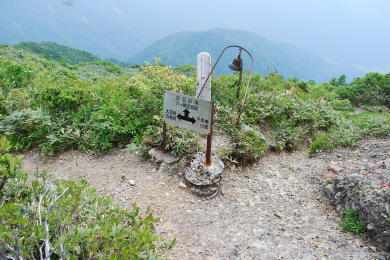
[1,0,389,72]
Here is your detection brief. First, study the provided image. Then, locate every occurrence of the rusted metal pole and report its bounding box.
[162,122,167,151]
[236,69,243,99]
[206,134,212,165]
[205,102,214,166]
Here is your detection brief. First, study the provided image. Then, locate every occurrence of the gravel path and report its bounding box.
[20,139,387,259]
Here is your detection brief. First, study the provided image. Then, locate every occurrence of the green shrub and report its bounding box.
[309,132,336,154]
[0,57,33,93]
[0,153,174,259]
[348,112,390,136]
[309,113,390,155]
[0,153,21,194]
[173,64,196,76]
[229,129,268,165]
[0,137,12,153]
[337,72,390,108]
[243,91,337,150]
[141,116,200,157]
[0,109,51,151]
[331,99,354,112]
[36,83,96,114]
[1,44,389,161]
[339,209,367,236]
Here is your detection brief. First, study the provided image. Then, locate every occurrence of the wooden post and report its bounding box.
[196,52,211,101]
[196,52,213,165]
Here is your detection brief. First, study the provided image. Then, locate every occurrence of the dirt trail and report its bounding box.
[20,139,388,260]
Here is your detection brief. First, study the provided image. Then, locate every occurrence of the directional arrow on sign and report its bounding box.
[177,109,196,124]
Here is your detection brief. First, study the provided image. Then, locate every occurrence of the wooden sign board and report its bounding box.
[163,91,212,134]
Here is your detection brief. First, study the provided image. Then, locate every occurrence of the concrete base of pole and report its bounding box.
[184,152,224,187]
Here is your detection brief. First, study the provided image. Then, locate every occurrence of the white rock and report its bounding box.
[178,181,187,189]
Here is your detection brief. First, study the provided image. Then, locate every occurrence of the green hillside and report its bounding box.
[0,44,388,157]
[128,29,352,82]
[14,41,101,65]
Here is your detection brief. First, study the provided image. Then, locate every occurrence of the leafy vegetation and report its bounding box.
[308,112,390,154]
[142,116,201,157]
[0,149,174,258]
[337,72,390,108]
[0,44,389,160]
[339,209,367,236]
[229,129,268,165]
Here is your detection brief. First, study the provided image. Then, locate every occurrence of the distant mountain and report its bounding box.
[14,42,100,65]
[128,29,351,82]
[0,0,155,59]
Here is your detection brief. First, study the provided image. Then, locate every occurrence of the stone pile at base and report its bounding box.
[148,148,225,198]
[184,152,224,197]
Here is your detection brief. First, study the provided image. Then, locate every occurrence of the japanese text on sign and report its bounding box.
[163,91,212,134]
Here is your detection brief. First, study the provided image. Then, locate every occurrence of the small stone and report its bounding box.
[274,213,282,218]
[327,161,342,174]
[178,181,187,189]
[367,224,375,230]
[128,180,135,186]
[242,124,267,143]
[121,175,126,181]
[324,184,335,200]
[148,148,180,165]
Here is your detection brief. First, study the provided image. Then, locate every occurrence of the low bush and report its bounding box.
[308,132,336,154]
[309,113,390,155]
[339,209,367,236]
[337,72,390,108]
[0,152,174,259]
[1,46,389,160]
[0,57,33,93]
[0,109,51,151]
[228,129,268,165]
[141,116,201,157]
[331,99,354,112]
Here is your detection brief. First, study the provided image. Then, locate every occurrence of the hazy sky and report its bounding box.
[1,0,389,72]
[111,0,389,71]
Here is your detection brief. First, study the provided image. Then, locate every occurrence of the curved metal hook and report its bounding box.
[196,45,254,98]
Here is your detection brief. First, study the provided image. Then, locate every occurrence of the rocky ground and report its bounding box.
[20,137,390,260]
[321,138,390,253]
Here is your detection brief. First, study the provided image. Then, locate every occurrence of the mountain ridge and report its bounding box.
[128,28,352,82]
[14,42,101,65]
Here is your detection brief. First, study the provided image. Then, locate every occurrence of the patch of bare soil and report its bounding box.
[20,138,389,259]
